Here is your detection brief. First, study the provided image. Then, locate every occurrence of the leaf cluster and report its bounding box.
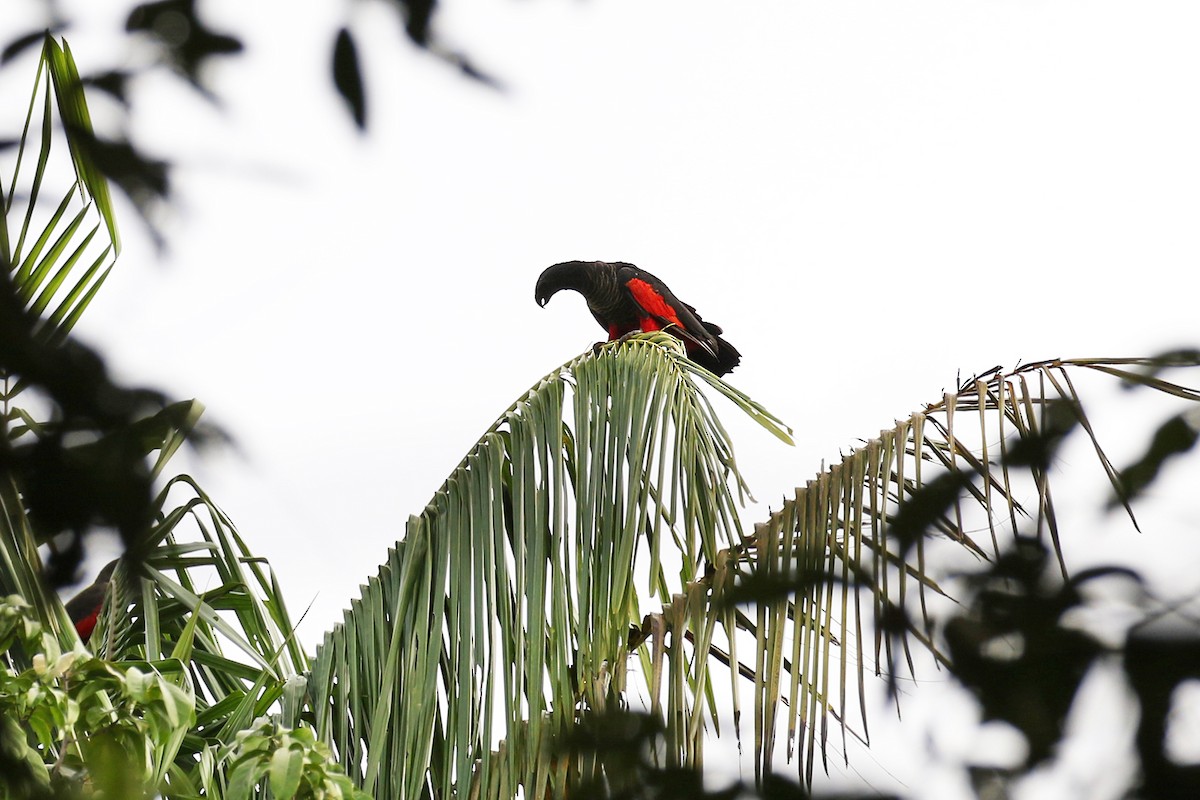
[221,717,370,800]
[1,590,369,800]
[0,594,194,799]
[0,35,209,587]
[943,540,1116,768]
[2,0,494,240]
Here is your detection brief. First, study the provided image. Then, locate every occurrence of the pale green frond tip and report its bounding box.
[609,333,796,446]
[43,35,121,254]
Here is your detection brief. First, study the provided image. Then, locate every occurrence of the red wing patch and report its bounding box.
[75,608,100,640]
[625,278,683,328]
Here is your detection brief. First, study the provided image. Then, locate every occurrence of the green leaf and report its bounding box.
[43,36,120,251]
[311,336,774,795]
[226,755,266,800]
[269,743,305,799]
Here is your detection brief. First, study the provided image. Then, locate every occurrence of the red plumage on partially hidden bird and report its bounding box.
[535,261,741,376]
[64,559,118,641]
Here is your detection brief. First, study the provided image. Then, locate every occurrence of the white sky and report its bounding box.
[9,0,1200,796]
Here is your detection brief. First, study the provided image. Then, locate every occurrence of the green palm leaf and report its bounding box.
[0,412,332,798]
[2,34,119,408]
[309,334,790,798]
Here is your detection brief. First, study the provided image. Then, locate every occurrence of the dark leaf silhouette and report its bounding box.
[1003,398,1080,470]
[125,0,243,97]
[944,538,1106,767]
[727,566,849,607]
[391,0,436,46]
[554,708,894,800]
[0,266,193,585]
[889,469,973,557]
[1127,618,1200,799]
[382,0,498,88]
[82,70,132,106]
[439,47,502,89]
[2,29,61,65]
[64,124,170,243]
[1118,348,1200,389]
[1112,412,1200,507]
[332,28,366,130]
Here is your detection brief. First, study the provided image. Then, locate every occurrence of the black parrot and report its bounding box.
[535,261,740,376]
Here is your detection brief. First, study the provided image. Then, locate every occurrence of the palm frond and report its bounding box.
[2,34,119,415]
[725,355,1200,785]
[3,33,118,276]
[309,334,790,798]
[0,434,319,796]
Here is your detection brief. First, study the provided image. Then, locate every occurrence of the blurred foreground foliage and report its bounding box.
[2,0,493,242]
[0,595,367,800]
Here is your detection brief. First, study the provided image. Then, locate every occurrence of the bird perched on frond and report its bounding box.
[534,261,741,376]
